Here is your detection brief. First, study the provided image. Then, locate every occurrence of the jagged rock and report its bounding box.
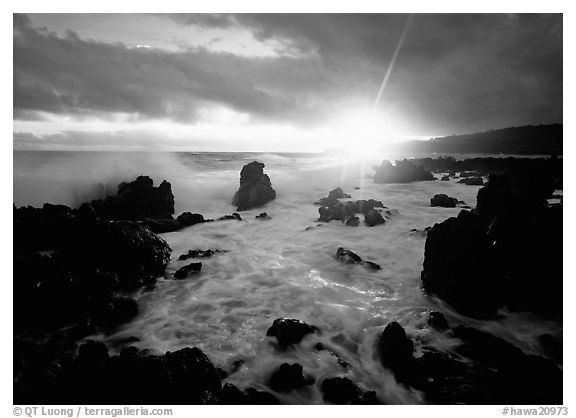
[364,209,385,226]
[90,176,175,220]
[430,194,459,208]
[266,318,319,348]
[321,377,378,404]
[377,322,424,388]
[315,187,351,206]
[174,262,202,279]
[336,247,381,271]
[269,363,314,392]
[373,159,435,183]
[255,212,271,220]
[219,213,242,221]
[233,161,276,211]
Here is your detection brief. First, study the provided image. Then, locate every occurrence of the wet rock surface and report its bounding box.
[233,161,276,211]
[178,249,227,261]
[336,247,381,271]
[173,262,202,279]
[321,377,378,404]
[266,318,320,348]
[430,194,459,208]
[269,363,314,392]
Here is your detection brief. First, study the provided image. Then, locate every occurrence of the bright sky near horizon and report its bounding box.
[13,13,562,151]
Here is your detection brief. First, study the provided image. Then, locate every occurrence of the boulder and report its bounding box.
[233,161,276,211]
[345,215,360,226]
[441,175,450,181]
[364,209,385,226]
[174,262,202,279]
[430,194,459,208]
[269,363,314,392]
[266,318,319,348]
[336,247,381,271]
[373,159,435,183]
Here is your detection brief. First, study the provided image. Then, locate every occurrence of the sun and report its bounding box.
[326,108,400,159]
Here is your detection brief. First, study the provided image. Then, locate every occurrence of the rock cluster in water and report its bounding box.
[233,161,276,211]
[373,159,435,183]
[315,188,391,227]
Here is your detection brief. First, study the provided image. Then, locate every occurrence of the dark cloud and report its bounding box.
[14,13,562,135]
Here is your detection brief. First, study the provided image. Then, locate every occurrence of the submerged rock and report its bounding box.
[430,194,459,208]
[373,159,435,183]
[174,262,202,279]
[178,249,226,261]
[233,161,276,211]
[266,318,319,348]
[269,363,314,392]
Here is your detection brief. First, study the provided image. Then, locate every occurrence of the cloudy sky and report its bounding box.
[13,13,562,151]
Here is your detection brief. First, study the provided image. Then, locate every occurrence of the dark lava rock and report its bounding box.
[232,161,276,211]
[317,197,386,224]
[255,212,271,220]
[430,194,459,208]
[474,174,562,316]
[458,177,484,186]
[178,249,226,261]
[336,247,381,271]
[174,262,202,279]
[421,210,500,318]
[364,209,385,226]
[427,312,449,331]
[336,247,363,264]
[377,322,424,388]
[90,176,175,221]
[219,383,280,404]
[321,377,378,404]
[266,318,319,348]
[441,175,450,181]
[315,187,351,206]
[459,171,481,178]
[373,159,435,183]
[176,212,205,228]
[219,213,242,221]
[15,342,222,404]
[345,215,360,226]
[269,363,314,392]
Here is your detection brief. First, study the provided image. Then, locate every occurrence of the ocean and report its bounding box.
[13,151,562,404]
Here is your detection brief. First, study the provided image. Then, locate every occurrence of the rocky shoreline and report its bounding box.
[14,157,563,405]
